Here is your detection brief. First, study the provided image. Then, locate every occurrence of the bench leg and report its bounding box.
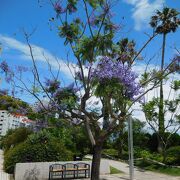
[49,172,52,180]
[88,169,90,178]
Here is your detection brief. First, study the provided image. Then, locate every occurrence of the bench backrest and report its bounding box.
[49,162,90,171]
[49,164,65,171]
[64,163,78,169]
[76,163,90,169]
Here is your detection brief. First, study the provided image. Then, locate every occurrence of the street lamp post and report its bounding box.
[128,116,134,180]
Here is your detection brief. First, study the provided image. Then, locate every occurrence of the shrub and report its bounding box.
[134,147,152,159]
[1,127,32,152]
[119,150,129,160]
[48,125,91,157]
[150,153,163,162]
[102,148,118,158]
[4,130,73,174]
[165,146,180,165]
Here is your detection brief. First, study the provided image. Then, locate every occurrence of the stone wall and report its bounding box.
[15,160,110,180]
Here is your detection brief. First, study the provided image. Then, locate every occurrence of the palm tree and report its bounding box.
[150,7,180,153]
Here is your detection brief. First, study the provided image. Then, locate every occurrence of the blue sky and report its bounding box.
[0,0,180,103]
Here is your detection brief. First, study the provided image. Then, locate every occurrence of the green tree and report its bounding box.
[150,7,180,152]
[0,127,32,152]
[48,124,91,156]
[143,80,180,161]
[0,94,37,119]
[1,2,178,179]
[113,119,150,157]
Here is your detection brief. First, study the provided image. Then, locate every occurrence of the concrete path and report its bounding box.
[0,149,10,180]
[103,159,180,180]
[85,155,180,180]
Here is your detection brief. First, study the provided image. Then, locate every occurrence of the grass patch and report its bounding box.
[134,159,180,176]
[110,166,123,174]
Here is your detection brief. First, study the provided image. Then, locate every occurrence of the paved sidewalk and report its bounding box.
[0,149,10,180]
[85,155,180,180]
[102,159,180,180]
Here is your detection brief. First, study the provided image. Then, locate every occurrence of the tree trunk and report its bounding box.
[117,122,124,157]
[158,33,166,153]
[91,143,103,180]
[157,135,164,153]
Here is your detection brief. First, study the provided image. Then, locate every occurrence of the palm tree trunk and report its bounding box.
[158,33,166,153]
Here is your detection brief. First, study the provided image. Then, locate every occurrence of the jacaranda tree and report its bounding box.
[0,1,179,179]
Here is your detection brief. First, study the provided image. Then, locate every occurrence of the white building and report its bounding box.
[0,110,33,136]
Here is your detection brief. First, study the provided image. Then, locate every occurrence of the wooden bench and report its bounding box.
[49,163,90,179]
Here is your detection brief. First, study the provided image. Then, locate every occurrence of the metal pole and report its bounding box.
[128,116,134,180]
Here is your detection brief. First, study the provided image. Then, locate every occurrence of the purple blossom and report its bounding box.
[89,13,98,27]
[75,71,83,81]
[91,56,142,100]
[6,106,28,115]
[67,3,77,13]
[0,61,10,73]
[53,88,63,98]
[0,99,8,105]
[15,107,28,115]
[35,100,61,113]
[0,89,8,95]
[66,82,80,93]
[0,61,14,83]
[102,3,110,13]
[73,86,81,93]
[5,73,14,83]
[111,24,120,31]
[44,78,60,93]
[34,101,53,112]
[102,3,114,18]
[54,2,65,14]
[53,83,76,98]
[16,66,29,73]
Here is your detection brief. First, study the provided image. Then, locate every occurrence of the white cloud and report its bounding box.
[1,34,178,132]
[124,0,165,30]
[0,34,75,78]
